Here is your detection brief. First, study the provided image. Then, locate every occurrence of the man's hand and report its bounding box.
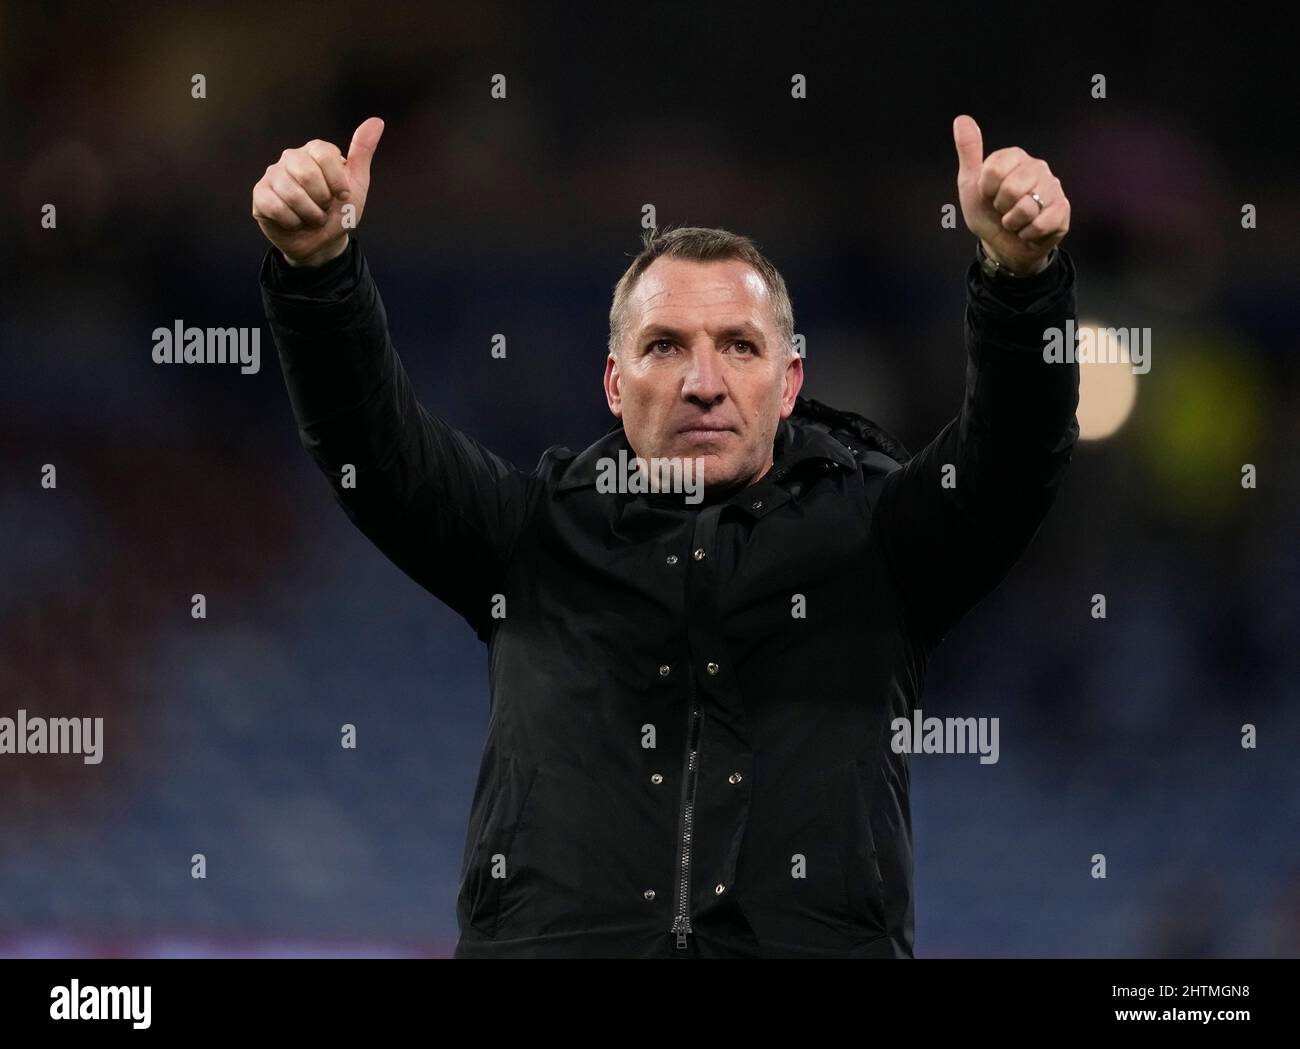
[251,117,385,267]
[952,114,1070,276]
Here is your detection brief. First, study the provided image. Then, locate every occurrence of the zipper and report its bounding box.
[670,668,703,949]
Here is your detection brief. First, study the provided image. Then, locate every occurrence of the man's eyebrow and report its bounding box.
[717,324,765,343]
[636,323,767,344]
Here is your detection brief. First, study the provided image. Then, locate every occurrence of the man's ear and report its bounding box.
[779,352,804,419]
[603,352,623,418]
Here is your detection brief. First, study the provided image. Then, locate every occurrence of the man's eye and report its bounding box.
[731,340,755,353]
[649,339,675,354]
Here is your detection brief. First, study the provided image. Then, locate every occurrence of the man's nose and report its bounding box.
[681,344,727,404]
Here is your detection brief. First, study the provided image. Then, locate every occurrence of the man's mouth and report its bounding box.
[678,429,732,446]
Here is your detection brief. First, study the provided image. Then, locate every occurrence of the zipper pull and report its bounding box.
[672,915,689,949]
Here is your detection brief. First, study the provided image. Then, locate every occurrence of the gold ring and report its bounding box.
[1030,192,1046,212]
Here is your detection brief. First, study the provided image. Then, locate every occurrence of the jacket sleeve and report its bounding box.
[260,239,536,638]
[870,245,1081,648]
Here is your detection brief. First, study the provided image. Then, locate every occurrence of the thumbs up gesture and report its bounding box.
[252,117,385,267]
[952,114,1069,276]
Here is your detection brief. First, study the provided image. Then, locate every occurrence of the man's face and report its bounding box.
[603,256,803,495]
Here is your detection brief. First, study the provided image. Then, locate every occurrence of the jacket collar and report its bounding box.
[555,415,856,494]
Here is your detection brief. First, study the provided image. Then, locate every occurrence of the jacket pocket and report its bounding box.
[819,759,888,938]
[468,759,539,938]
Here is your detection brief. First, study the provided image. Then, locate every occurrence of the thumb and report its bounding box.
[345,116,385,181]
[952,114,983,180]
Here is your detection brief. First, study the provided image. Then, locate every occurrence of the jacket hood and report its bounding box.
[789,395,912,465]
[554,396,911,492]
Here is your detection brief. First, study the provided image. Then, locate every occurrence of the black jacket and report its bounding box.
[260,239,1080,958]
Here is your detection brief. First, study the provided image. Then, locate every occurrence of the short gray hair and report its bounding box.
[607,225,795,358]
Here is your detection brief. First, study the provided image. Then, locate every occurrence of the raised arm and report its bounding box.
[253,119,536,638]
[871,116,1080,648]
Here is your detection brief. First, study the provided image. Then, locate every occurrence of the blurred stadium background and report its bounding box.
[1,2,1297,957]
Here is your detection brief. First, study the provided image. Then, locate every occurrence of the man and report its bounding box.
[253,114,1078,958]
